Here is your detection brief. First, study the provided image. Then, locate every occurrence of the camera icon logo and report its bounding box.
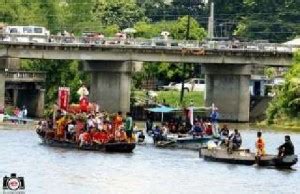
[3,173,25,191]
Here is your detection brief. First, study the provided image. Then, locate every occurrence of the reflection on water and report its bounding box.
[0,127,299,194]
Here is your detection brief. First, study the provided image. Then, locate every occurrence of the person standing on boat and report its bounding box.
[113,111,123,138]
[77,83,89,100]
[278,135,295,157]
[210,106,219,137]
[125,112,133,143]
[256,131,266,156]
[145,117,153,134]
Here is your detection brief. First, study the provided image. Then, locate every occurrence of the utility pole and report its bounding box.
[180,0,192,103]
[207,1,214,40]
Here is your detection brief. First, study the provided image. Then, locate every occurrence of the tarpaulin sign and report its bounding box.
[58,87,70,110]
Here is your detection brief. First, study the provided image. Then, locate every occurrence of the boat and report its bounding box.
[199,147,298,168]
[154,134,218,150]
[37,132,136,153]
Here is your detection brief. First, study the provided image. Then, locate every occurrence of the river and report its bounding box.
[0,126,299,194]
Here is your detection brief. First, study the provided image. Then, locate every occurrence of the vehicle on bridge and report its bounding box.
[1,25,50,43]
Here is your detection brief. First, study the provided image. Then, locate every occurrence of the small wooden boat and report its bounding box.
[199,147,298,168]
[154,134,218,150]
[38,135,136,153]
[176,136,217,150]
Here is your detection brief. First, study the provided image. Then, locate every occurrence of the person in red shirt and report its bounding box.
[99,130,109,144]
[79,96,89,113]
[205,123,213,136]
[92,130,102,144]
[79,131,91,147]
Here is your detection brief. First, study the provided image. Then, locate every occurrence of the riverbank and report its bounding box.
[256,119,300,132]
[0,121,36,130]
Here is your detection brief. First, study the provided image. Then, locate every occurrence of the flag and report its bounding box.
[58,87,70,110]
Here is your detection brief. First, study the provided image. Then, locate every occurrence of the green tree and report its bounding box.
[94,0,145,29]
[21,60,89,106]
[135,16,206,40]
[266,51,300,123]
[137,0,169,22]
[235,0,300,42]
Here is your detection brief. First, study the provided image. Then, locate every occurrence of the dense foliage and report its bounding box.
[266,52,300,124]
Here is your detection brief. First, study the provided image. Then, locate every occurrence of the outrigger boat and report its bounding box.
[37,132,136,153]
[199,147,298,168]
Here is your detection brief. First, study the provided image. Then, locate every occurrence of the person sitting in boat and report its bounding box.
[92,130,102,144]
[79,130,91,147]
[161,123,169,138]
[138,131,145,143]
[153,125,163,143]
[87,115,95,129]
[228,129,242,151]
[278,135,294,157]
[99,129,109,144]
[220,125,229,138]
[66,120,76,141]
[145,118,153,134]
[256,131,266,157]
[188,120,203,137]
[205,123,213,136]
[194,120,203,136]
[36,120,46,137]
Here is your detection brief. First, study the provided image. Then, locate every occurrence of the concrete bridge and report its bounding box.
[0,58,46,117]
[0,39,295,121]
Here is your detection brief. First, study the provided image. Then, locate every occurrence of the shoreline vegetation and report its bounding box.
[256,119,300,132]
[132,90,204,108]
[264,52,300,130]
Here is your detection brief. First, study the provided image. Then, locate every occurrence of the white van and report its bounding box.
[2,26,50,43]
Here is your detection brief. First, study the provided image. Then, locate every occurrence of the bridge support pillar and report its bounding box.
[84,61,135,114]
[203,64,251,122]
[36,89,45,118]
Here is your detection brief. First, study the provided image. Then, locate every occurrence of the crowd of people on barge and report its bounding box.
[36,84,137,146]
[36,110,136,146]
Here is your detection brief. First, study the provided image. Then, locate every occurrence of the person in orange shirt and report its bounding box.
[112,111,123,140]
[256,131,266,157]
[56,115,67,140]
[115,111,123,128]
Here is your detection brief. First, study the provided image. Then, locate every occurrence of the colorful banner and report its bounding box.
[58,87,70,110]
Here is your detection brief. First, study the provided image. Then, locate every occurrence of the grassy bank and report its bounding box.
[133,90,204,107]
[256,118,300,132]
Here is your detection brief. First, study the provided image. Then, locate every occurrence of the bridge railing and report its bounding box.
[0,33,296,53]
[5,71,46,82]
